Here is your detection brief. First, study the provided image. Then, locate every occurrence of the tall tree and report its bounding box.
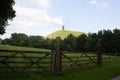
[63,34,77,51]
[102,30,113,53]
[112,29,120,53]
[0,0,16,34]
[85,33,98,52]
[76,34,87,52]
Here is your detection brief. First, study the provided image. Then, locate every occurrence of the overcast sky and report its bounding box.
[1,0,120,39]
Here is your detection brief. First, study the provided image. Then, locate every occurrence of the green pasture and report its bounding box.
[0,58,120,80]
[0,45,50,52]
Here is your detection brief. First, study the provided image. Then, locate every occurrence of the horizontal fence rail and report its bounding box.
[0,49,51,54]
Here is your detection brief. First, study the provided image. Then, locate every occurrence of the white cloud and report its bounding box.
[14,5,62,26]
[0,0,63,39]
[90,0,97,5]
[89,0,109,8]
[16,0,51,8]
[52,17,63,25]
[26,0,51,8]
[100,2,109,8]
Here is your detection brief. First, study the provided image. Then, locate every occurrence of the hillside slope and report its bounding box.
[46,30,86,39]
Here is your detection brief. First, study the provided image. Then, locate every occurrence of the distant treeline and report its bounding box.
[1,28,120,53]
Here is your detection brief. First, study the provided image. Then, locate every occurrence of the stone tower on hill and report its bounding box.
[62,25,64,30]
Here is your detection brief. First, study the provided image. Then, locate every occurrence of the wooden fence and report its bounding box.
[0,49,104,74]
[0,49,52,73]
[51,51,99,74]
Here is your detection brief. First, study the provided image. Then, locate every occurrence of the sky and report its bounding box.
[1,0,120,39]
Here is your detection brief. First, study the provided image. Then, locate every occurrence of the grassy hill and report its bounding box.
[46,30,86,39]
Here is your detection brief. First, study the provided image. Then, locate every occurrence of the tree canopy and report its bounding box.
[0,0,16,35]
[2,28,120,53]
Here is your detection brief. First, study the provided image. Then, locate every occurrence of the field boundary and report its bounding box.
[0,48,108,74]
[0,49,52,73]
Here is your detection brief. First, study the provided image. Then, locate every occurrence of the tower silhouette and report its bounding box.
[62,25,64,30]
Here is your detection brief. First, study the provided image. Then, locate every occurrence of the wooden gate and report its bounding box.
[0,49,102,74]
[51,51,98,73]
[61,52,97,72]
[0,49,52,73]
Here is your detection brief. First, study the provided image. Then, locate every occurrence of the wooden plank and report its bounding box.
[62,51,95,54]
[0,56,51,59]
[62,56,97,58]
[0,66,50,68]
[62,59,97,63]
[0,61,51,64]
[0,49,51,54]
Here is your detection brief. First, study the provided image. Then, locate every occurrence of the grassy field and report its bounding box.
[0,45,50,52]
[0,59,120,80]
[46,30,86,39]
[0,45,52,73]
[0,45,120,80]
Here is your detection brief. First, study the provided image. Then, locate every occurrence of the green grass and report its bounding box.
[0,45,50,52]
[0,58,120,80]
[0,45,51,73]
[46,30,87,39]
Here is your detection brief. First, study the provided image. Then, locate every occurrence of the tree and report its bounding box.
[63,34,77,51]
[27,36,44,48]
[112,29,120,53]
[2,38,11,45]
[85,33,98,52]
[44,38,52,49]
[76,34,87,52]
[0,0,16,34]
[102,30,113,53]
[10,33,28,46]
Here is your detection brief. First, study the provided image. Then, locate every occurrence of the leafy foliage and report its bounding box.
[10,33,28,46]
[27,36,44,48]
[0,0,16,34]
[1,28,120,53]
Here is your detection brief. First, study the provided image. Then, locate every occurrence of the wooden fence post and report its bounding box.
[97,48,102,65]
[51,50,56,74]
[56,46,62,73]
[51,39,62,74]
